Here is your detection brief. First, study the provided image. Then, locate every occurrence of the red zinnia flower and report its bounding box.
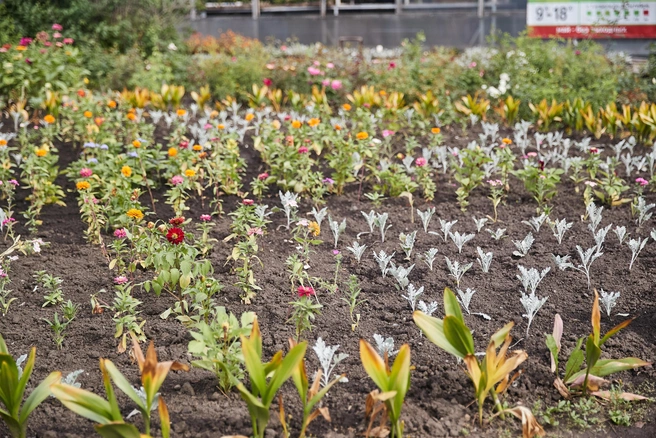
[169,217,185,226]
[166,227,184,244]
[297,286,316,297]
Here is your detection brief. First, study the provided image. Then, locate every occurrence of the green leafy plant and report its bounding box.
[0,333,61,438]
[236,317,307,438]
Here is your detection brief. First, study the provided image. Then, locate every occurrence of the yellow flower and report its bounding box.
[184,169,196,177]
[271,120,281,130]
[431,127,441,134]
[342,103,351,111]
[217,123,225,130]
[126,208,144,221]
[168,147,178,157]
[210,110,219,118]
[192,145,202,151]
[132,140,141,148]
[245,113,255,122]
[308,221,320,237]
[35,148,48,157]
[83,111,93,118]
[356,132,369,140]
[176,109,186,117]
[502,137,512,145]
[308,118,320,127]
[397,153,405,160]
[43,114,56,124]
[0,139,7,147]
[16,45,27,51]
[76,181,91,190]
[291,120,302,129]
[121,165,132,177]
[379,90,387,96]
[108,100,117,109]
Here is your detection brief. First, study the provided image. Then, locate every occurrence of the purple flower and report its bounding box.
[332,249,340,255]
[114,276,129,285]
[323,177,335,185]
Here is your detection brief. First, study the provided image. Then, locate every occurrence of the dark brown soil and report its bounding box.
[0,124,654,438]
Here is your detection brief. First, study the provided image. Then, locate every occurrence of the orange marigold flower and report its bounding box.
[342,103,351,111]
[35,148,48,157]
[192,145,202,151]
[43,114,56,124]
[76,181,91,190]
[379,90,387,96]
[16,45,27,51]
[356,131,369,140]
[126,112,136,121]
[308,118,320,127]
[334,124,342,131]
[0,139,7,147]
[132,140,141,148]
[210,110,219,118]
[94,117,104,126]
[176,109,186,117]
[184,169,196,177]
[245,113,255,122]
[126,208,144,221]
[431,127,441,134]
[291,120,302,129]
[502,137,512,145]
[121,165,132,177]
[108,100,117,109]
[217,123,225,130]
[168,147,178,157]
[83,111,93,118]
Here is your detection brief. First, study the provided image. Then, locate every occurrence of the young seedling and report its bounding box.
[520,292,548,337]
[388,263,414,290]
[279,191,299,230]
[549,218,573,245]
[487,227,507,240]
[635,197,654,227]
[373,250,395,277]
[373,334,398,358]
[445,257,473,288]
[309,206,328,228]
[472,216,488,233]
[358,210,377,238]
[449,231,475,254]
[43,313,69,350]
[422,248,438,271]
[593,224,612,249]
[360,340,411,438]
[417,207,435,233]
[430,219,457,242]
[613,226,628,245]
[34,271,64,307]
[627,237,648,271]
[399,231,417,260]
[417,300,438,316]
[516,265,550,295]
[402,283,424,311]
[586,202,604,233]
[327,216,346,249]
[599,289,620,317]
[557,245,603,289]
[374,212,392,243]
[512,232,534,258]
[341,275,366,331]
[346,241,367,263]
[522,213,548,233]
[476,247,493,273]
[456,288,476,314]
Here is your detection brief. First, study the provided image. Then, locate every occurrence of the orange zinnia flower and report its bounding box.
[192,145,202,151]
[431,127,441,134]
[291,120,302,129]
[308,118,320,127]
[36,148,48,157]
[108,100,117,109]
[121,166,132,177]
[132,140,141,148]
[217,123,225,130]
[76,181,91,190]
[126,113,136,121]
[184,169,196,177]
[176,109,186,117]
[168,147,178,157]
[502,138,512,145]
[83,111,93,118]
[43,114,56,124]
[356,132,369,140]
[0,139,7,147]
[342,103,351,111]
[245,113,255,122]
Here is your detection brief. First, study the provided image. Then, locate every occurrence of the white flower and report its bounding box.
[500,73,510,82]
[487,87,501,98]
[168,43,177,51]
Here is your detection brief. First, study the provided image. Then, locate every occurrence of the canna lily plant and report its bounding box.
[413,288,543,437]
[359,339,411,438]
[236,318,307,438]
[546,290,651,398]
[0,334,61,438]
[50,335,188,437]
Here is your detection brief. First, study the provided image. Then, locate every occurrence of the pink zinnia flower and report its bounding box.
[53,32,62,39]
[388,62,396,70]
[179,141,189,149]
[415,157,427,167]
[204,123,212,130]
[313,60,320,66]
[327,62,334,69]
[171,175,184,186]
[63,38,74,44]
[322,79,330,87]
[8,180,18,186]
[307,66,321,76]
[248,227,263,235]
[527,152,538,157]
[330,80,342,90]
[323,177,334,185]
[297,285,316,297]
[52,23,63,31]
[79,168,93,177]
[263,78,272,87]
[55,42,63,48]
[636,177,649,187]
[243,199,254,206]
[258,172,269,180]
[382,129,395,138]
[2,218,16,227]
[114,228,127,238]
[469,62,477,68]
[200,214,212,222]
[114,276,128,285]
[19,37,33,46]
[298,146,309,154]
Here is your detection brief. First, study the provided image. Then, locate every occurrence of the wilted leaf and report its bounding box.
[505,405,545,438]
[591,391,651,402]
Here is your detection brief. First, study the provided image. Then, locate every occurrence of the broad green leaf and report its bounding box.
[443,315,475,357]
[50,383,114,424]
[262,342,307,406]
[443,288,465,323]
[360,340,389,392]
[563,338,584,382]
[600,319,633,346]
[490,322,514,348]
[387,344,411,424]
[585,335,602,372]
[19,371,60,424]
[241,332,266,395]
[546,335,559,373]
[103,361,146,411]
[95,422,143,438]
[413,311,464,359]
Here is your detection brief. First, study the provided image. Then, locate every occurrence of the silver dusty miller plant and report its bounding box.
[430,219,457,242]
[312,337,349,386]
[522,213,548,233]
[516,265,550,295]
[402,283,424,311]
[422,248,439,271]
[586,202,604,233]
[599,289,620,317]
[328,216,346,249]
[445,257,473,287]
[373,250,395,277]
[309,206,328,228]
[346,241,367,263]
[278,191,299,230]
[472,216,488,233]
[374,212,392,243]
[520,292,548,337]
[635,197,654,227]
[399,231,417,260]
[552,245,603,289]
[417,300,438,316]
[487,228,507,241]
[627,237,648,271]
[512,232,534,258]
[449,231,475,254]
[358,210,377,239]
[388,263,414,290]
[373,334,398,358]
[476,247,493,273]
[417,207,435,233]
[549,218,573,245]
[614,225,628,245]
